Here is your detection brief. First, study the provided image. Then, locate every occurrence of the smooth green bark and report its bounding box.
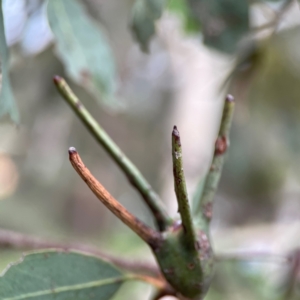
[172,126,197,250]
[194,95,235,233]
[153,226,214,299]
[53,76,172,230]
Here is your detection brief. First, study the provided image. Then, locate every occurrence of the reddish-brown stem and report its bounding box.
[68,147,161,247]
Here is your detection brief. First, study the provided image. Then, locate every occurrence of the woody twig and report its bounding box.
[68,147,161,247]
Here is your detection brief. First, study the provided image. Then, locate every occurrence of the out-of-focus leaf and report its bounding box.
[47,0,117,106]
[21,3,53,55]
[2,0,27,46]
[131,0,166,52]
[0,0,19,123]
[0,251,125,299]
[187,0,249,53]
[168,0,200,33]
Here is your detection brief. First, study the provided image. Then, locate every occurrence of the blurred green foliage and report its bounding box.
[186,0,250,53]
[131,0,167,52]
[0,0,18,122]
[47,0,118,107]
[168,0,201,33]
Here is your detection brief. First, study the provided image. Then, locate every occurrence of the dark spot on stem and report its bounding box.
[215,136,227,155]
[197,230,211,260]
[176,177,182,185]
[151,238,164,252]
[203,202,213,221]
[75,101,83,109]
[53,75,62,84]
[172,125,181,145]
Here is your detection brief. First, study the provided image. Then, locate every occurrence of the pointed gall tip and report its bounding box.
[53,75,62,84]
[68,147,77,155]
[226,94,234,102]
[172,125,180,137]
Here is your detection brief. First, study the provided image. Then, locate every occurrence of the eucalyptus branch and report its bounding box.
[216,250,289,264]
[0,229,160,276]
[194,95,235,233]
[68,147,161,246]
[252,0,293,34]
[172,126,197,250]
[53,76,171,231]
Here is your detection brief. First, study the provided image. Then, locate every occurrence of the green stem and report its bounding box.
[172,126,196,249]
[53,76,172,230]
[194,95,235,233]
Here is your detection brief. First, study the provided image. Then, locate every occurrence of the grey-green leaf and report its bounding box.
[187,0,249,53]
[47,0,117,106]
[167,0,201,33]
[131,0,166,52]
[0,251,125,300]
[0,0,19,123]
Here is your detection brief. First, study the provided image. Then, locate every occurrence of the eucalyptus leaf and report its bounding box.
[47,0,117,106]
[0,0,19,123]
[187,0,249,53]
[167,0,200,33]
[131,0,166,52]
[0,251,125,300]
